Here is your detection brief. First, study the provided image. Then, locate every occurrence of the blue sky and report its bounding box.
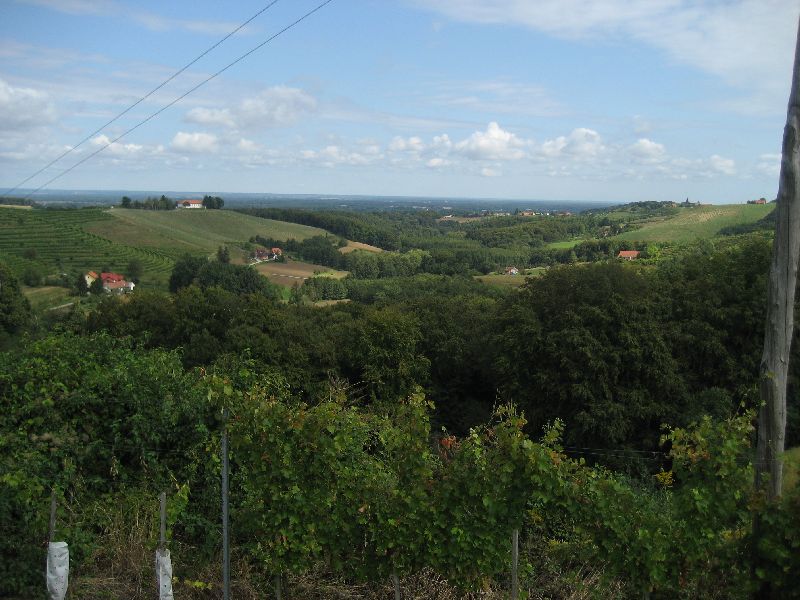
[0,0,797,203]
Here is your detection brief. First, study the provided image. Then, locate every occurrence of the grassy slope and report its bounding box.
[613,204,774,243]
[254,260,348,288]
[22,286,72,311]
[476,267,546,288]
[90,209,327,258]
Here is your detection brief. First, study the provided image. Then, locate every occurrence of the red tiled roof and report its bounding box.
[101,272,125,282]
[617,250,640,259]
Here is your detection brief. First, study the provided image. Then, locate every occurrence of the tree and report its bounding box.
[76,272,88,296]
[216,245,231,264]
[0,261,31,337]
[126,258,143,283]
[169,255,207,293]
[203,195,224,209]
[121,196,132,208]
[89,277,105,295]
[756,15,800,501]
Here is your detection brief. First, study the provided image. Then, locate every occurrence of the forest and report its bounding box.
[0,201,798,598]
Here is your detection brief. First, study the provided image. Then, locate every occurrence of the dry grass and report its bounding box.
[255,260,348,287]
[340,241,384,254]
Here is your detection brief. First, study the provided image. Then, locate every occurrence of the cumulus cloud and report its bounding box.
[480,167,501,177]
[171,131,218,153]
[628,138,666,163]
[0,78,56,131]
[90,133,146,156]
[540,128,605,159]
[454,122,528,160]
[186,86,317,131]
[389,136,426,153]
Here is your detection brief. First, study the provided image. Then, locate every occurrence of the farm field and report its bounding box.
[254,260,348,287]
[546,239,582,249]
[89,209,328,258]
[0,207,174,288]
[476,267,546,288]
[22,286,72,311]
[339,240,383,254]
[613,204,774,243]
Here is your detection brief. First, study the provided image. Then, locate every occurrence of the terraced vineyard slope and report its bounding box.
[0,208,174,288]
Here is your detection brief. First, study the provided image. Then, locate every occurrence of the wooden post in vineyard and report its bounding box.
[756,14,800,501]
[511,528,519,599]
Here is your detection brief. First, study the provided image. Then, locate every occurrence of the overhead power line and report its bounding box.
[19,0,335,201]
[1,0,284,199]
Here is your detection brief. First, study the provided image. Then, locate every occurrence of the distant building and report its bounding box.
[747,198,768,205]
[519,210,536,217]
[85,271,134,293]
[104,280,135,294]
[101,272,125,283]
[178,199,204,209]
[504,266,520,275]
[617,250,640,260]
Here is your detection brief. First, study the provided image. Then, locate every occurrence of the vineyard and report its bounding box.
[2,335,799,599]
[0,208,175,288]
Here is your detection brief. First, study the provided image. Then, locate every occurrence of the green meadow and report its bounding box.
[613,204,774,243]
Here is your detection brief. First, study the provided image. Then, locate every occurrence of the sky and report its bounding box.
[0,0,798,204]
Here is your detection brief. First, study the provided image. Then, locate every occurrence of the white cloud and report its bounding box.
[300,145,377,167]
[629,138,666,163]
[90,134,145,156]
[171,131,218,154]
[414,0,798,114]
[17,0,254,36]
[756,153,781,177]
[389,136,426,153]
[0,78,56,131]
[186,86,317,131]
[455,122,529,160]
[481,167,501,177]
[185,107,236,129]
[709,154,736,176]
[237,138,261,153]
[426,157,450,168]
[432,79,563,117]
[540,128,605,159]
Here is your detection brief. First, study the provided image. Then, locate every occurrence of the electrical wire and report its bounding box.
[1,0,283,198]
[15,0,336,201]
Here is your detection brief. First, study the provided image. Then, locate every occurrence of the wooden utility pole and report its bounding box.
[756,14,800,501]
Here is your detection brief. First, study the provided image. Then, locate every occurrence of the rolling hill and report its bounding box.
[613,204,774,243]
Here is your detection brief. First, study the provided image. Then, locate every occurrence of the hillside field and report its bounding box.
[613,204,774,243]
[0,207,336,304]
[254,260,348,287]
[89,208,327,258]
[0,207,174,289]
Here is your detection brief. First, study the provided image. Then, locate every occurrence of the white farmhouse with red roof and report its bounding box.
[178,199,204,209]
